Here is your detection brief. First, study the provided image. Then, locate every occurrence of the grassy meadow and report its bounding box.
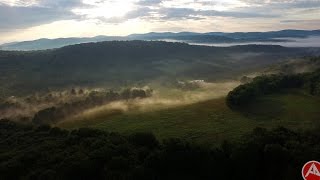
[58,89,320,145]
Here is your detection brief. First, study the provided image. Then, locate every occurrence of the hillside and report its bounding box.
[58,89,320,145]
[0,41,318,97]
[263,56,320,74]
[58,69,320,144]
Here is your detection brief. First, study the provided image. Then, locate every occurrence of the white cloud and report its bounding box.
[73,0,136,19]
[0,0,39,6]
[0,0,319,43]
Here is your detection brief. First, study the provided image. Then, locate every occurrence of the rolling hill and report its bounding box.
[1,41,318,97]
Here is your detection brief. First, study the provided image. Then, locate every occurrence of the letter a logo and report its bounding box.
[302,161,320,180]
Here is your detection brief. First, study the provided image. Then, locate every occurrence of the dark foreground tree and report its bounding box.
[1,120,320,180]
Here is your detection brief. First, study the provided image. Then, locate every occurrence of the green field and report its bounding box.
[58,89,320,145]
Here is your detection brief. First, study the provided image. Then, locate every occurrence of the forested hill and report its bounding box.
[227,68,320,107]
[0,41,319,97]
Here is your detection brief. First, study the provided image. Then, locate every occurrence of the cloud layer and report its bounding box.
[0,0,319,43]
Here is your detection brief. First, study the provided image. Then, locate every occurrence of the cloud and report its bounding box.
[200,9,278,18]
[0,0,86,30]
[0,0,86,7]
[96,5,278,24]
[40,0,86,8]
[150,7,278,21]
[0,0,39,6]
[137,0,162,6]
[280,19,320,24]
[97,7,153,23]
[0,0,316,28]
[0,0,319,43]
[241,0,320,8]
[158,8,199,20]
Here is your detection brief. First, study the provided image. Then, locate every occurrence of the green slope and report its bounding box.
[59,90,320,145]
[0,41,315,97]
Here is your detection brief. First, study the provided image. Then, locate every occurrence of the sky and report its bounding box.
[0,0,319,43]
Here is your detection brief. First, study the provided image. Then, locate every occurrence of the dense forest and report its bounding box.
[1,41,319,97]
[1,120,320,180]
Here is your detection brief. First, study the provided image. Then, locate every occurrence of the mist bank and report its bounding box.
[2,56,319,126]
[0,79,239,126]
[62,81,240,125]
[0,86,152,122]
[185,36,320,47]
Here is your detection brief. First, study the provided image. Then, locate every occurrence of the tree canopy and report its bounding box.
[1,120,320,180]
[227,70,320,107]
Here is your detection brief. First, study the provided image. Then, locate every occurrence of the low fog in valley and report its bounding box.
[0,79,240,125]
[64,81,240,123]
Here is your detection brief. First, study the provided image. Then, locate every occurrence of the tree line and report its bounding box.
[227,69,320,107]
[1,120,320,180]
[33,88,152,125]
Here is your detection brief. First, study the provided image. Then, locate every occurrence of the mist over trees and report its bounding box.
[0,41,317,97]
[32,87,152,125]
[0,87,152,124]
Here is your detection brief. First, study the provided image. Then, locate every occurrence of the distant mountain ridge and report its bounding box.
[1,29,320,51]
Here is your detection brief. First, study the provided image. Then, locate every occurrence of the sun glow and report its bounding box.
[73,1,135,19]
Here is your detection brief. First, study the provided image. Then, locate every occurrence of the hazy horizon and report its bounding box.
[1,0,319,44]
[1,29,320,46]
